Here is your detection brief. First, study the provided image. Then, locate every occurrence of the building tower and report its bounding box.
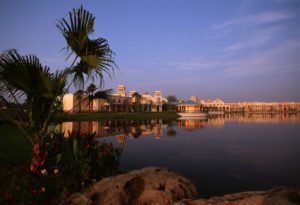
[114,84,126,97]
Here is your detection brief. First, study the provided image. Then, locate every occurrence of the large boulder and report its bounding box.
[64,167,300,205]
[65,167,198,205]
[174,186,300,205]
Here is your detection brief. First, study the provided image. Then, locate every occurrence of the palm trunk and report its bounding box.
[30,143,45,174]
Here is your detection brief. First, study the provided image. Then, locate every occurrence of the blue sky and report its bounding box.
[1,0,300,101]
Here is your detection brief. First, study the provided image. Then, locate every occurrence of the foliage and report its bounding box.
[0,50,69,143]
[57,5,116,89]
[0,6,117,203]
[87,83,97,95]
[1,132,122,204]
[94,89,112,100]
[166,95,178,103]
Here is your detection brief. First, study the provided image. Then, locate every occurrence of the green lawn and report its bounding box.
[0,123,32,168]
[53,112,180,122]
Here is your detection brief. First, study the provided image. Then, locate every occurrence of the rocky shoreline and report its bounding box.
[65,167,300,205]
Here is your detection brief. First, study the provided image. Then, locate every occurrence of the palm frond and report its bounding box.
[57,6,116,89]
[0,49,54,99]
[94,89,112,99]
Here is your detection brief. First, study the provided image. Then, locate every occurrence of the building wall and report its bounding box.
[62,93,76,112]
[93,99,109,112]
[225,102,300,112]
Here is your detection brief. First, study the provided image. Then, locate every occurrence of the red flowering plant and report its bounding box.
[13,131,122,204]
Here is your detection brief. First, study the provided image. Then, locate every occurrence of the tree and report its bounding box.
[86,83,97,112]
[87,83,97,95]
[132,92,142,112]
[57,6,116,89]
[166,95,178,103]
[75,89,84,113]
[166,95,178,112]
[94,89,112,100]
[0,6,116,173]
[93,89,112,112]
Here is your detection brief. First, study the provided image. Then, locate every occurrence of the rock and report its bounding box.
[173,186,300,205]
[64,167,198,205]
[64,167,300,205]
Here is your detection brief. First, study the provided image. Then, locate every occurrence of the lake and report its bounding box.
[58,113,300,198]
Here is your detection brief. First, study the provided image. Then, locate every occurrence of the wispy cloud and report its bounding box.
[167,62,231,70]
[220,35,271,52]
[217,26,282,52]
[165,38,300,78]
[212,10,294,29]
[120,69,145,74]
[225,40,300,77]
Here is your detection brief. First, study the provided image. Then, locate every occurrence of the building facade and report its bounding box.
[188,96,300,113]
[62,84,166,113]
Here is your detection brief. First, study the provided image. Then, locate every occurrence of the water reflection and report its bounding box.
[55,113,300,198]
[59,113,300,138]
[60,119,166,139]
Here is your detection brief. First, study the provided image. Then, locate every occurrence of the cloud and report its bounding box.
[220,35,271,52]
[218,26,282,52]
[120,69,144,74]
[225,40,300,77]
[212,10,294,29]
[167,62,230,70]
[165,38,300,78]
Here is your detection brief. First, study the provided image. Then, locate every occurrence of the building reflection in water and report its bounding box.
[60,113,300,140]
[61,119,166,141]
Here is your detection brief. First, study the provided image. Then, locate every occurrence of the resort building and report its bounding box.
[187,96,300,113]
[225,101,300,112]
[61,87,300,114]
[62,93,90,112]
[62,84,166,113]
[177,100,203,113]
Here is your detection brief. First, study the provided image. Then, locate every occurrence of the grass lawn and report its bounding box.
[0,123,32,168]
[53,112,180,122]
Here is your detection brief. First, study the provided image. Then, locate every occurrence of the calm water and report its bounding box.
[59,113,300,198]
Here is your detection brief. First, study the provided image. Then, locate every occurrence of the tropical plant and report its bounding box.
[74,89,84,113]
[56,6,116,89]
[8,132,122,204]
[132,92,142,112]
[87,83,97,95]
[94,89,112,100]
[166,95,178,103]
[0,6,116,174]
[86,83,97,112]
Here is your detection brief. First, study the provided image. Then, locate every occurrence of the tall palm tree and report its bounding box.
[87,83,97,112]
[132,92,142,112]
[57,6,116,89]
[75,89,84,113]
[0,6,116,173]
[87,83,97,95]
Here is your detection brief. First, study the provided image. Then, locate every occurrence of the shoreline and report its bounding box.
[52,112,180,122]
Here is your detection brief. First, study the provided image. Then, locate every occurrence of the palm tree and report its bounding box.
[94,89,112,100]
[94,89,112,112]
[57,6,116,89]
[87,83,97,95]
[132,92,142,112]
[75,89,84,113]
[86,83,97,112]
[0,6,116,173]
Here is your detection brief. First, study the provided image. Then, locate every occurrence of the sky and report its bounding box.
[0,0,300,102]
